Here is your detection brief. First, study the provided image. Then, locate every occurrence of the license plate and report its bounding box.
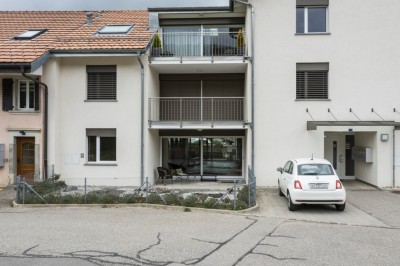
[309,183,328,189]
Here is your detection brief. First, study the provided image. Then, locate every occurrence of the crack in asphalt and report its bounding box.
[234,221,306,265]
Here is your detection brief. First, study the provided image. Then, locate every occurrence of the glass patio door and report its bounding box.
[161,137,243,178]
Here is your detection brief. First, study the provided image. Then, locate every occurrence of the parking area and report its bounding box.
[257,180,400,228]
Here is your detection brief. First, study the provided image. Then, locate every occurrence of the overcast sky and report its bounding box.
[0,0,231,11]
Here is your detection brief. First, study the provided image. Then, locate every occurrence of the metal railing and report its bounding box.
[149,97,245,123]
[151,31,247,58]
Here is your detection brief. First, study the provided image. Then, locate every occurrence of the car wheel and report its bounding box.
[278,182,284,197]
[287,192,297,211]
[335,203,346,211]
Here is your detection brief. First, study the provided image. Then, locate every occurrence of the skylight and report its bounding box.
[14,29,46,40]
[97,25,133,34]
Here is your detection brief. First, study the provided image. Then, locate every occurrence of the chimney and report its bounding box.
[86,12,93,25]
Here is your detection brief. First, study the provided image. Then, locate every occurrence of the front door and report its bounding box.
[324,133,355,180]
[17,137,35,183]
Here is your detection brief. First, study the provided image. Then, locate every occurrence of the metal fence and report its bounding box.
[15,176,254,210]
[149,97,245,123]
[151,31,247,58]
[248,166,257,206]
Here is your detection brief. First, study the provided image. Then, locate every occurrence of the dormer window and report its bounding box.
[14,29,46,40]
[97,25,133,34]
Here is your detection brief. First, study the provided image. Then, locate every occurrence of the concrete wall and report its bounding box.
[251,0,400,186]
[48,56,144,186]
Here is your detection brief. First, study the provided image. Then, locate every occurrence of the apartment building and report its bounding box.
[1,0,400,188]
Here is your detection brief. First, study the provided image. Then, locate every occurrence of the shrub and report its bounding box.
[152,34,162,48]
[237,185,249,204]
[163,193,181,205]
[203,198,218,209]
[147,193,164,204]
[183,194,198,207]
[32,178,67,195]
[100,194,122,204]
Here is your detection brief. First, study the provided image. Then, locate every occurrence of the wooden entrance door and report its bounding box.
[17,137,35,183]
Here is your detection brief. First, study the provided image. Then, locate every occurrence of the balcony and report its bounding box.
[148,97,246,129]
[150,31,247,60]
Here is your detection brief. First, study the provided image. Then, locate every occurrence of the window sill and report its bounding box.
[295,32,331,36]
[84,100,118,102]
[9,110,40,114]
[84,163,118,166]
[295,99,331,101]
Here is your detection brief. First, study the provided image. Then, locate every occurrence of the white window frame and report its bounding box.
[298,6,329,34]
[87,135,117,164]
[17,80,35,111]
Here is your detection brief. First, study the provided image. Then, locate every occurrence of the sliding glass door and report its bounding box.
[161,137,243,178]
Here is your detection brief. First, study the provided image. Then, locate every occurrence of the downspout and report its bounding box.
[394,127,398,187]
[21,67,48,180]
[137,53,145,185]
[234,0,255,176]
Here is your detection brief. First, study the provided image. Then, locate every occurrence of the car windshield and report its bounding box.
[297,164,334,175]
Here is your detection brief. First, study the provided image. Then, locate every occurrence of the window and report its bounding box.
[2,79,39,111]
[86,65,116,100]
[296,0,328,33]
[14,29,46,40]
[283,161,293,174]
[87,129,116,163]
[296,63,329,100]
[97,25,133,34]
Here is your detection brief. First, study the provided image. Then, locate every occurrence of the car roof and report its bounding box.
[293,158,332,165]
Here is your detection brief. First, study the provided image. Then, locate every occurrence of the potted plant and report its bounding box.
[236,29,245,56]
[152,33,162,56]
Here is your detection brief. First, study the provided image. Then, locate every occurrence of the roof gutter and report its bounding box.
[20,67,49,180]
[136,52,145,185]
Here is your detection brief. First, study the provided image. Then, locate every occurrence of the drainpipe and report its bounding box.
[394,127,398,187]
[21,67,48,180]
[234,0,255,176]
[137,53,145,185]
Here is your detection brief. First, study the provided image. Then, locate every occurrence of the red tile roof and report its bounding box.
[0,10,154,63]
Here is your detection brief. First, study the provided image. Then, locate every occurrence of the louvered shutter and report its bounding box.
[2,79,14,111]
[34,82,40,111]
[87,66,116,100]
[296,71,328,99]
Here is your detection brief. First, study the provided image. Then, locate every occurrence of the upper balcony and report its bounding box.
[149,29,247,63]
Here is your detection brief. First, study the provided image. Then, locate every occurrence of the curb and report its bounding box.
[12,201,259,215]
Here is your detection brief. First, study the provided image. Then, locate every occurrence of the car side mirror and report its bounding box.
[277,167,283,173]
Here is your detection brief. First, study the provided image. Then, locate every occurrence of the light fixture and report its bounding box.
[381,134,389,142]
[19,130,26,136]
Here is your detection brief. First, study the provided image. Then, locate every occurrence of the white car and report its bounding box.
[277,158,346,211]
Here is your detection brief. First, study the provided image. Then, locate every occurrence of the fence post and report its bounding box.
[248,167,251,207]
[233,180,237,210]
[22,177,25,204]
[84,177,87,204]
[145,177,149,203]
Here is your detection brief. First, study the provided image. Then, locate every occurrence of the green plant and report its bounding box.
[147,193,164,204]
[237,29,245,47]
[152,34,162,48]
[237,185,249,204]
[163,193,182,205]
[183,194,198,207]
[31,178,67,195]
[203,198,218,209]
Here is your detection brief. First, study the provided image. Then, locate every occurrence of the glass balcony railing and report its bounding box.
[150,31,247,58]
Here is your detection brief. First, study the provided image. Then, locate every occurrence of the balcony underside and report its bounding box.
[149,59,247,74]
[148,121,247,129]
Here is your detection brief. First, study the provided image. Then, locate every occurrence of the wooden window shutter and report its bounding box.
[34,82,40,111]
[2,79,14,111]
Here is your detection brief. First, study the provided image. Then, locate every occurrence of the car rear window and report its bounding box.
[297,164,334,175]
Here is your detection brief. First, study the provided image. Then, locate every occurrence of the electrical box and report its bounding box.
[0,144,5,167]
[352,146,373,163]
